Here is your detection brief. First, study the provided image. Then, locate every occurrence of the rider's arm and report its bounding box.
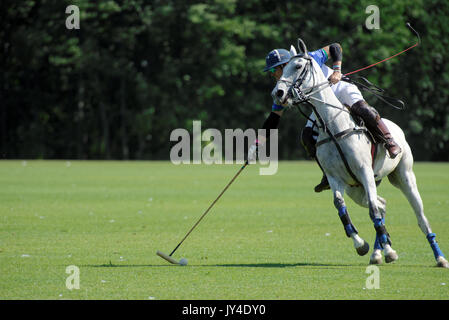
[248,109,281,161]
[321,43,342,65]
[257,108,282,145]
[321,43,343,84]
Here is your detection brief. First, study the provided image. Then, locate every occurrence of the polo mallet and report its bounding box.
[157,160,249,264]
[344,22,421,77]
[340,23,420,110]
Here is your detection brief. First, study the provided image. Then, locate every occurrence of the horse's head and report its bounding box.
[272,39,314,106]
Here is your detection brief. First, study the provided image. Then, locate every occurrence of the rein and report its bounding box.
[341,76,405,110]
[286,59,351,129]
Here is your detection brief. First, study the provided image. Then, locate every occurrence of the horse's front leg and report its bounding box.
[345,186,386,264]
[361,168,398,263]
[329,178,369,256]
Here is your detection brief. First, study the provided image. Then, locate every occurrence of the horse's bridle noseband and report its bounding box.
[276,54,313,105]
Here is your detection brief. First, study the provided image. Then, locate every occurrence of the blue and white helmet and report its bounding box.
[263,48,291,72]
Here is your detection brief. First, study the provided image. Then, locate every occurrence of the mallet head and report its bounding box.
[156,250,179,265]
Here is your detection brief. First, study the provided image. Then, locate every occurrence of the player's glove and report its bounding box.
[247,140,260,163]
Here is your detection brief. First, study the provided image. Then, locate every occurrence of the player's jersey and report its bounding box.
[308,48,328,68]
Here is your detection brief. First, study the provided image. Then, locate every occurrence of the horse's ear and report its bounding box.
[297,38,309,58]
[289,45,297,56]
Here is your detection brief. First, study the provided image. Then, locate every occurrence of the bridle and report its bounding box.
[276,54,351,131]
[276,53,314,103]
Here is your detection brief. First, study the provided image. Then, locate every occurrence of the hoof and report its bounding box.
[384,247,398,263]
[369,250,382,265]
[436,256,449,268]
[355,240,370,256]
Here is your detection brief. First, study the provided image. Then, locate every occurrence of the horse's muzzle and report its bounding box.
[272,82,289,105]
[276,89,285,99]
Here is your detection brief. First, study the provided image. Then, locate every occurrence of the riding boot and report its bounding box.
[350,100,401,159]
[314,174,330,193]
[376,119,402,159]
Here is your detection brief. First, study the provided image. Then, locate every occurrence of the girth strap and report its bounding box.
[310,102,365,187]
[316,127,367,147]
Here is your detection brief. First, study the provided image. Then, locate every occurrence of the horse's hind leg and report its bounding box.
[388,154,449,268]
[346,186,387,264]
[330,180,369,256]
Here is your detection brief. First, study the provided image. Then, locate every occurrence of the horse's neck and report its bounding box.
[307,65,352,133]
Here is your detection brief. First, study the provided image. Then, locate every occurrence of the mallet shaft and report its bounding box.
[169,161,249,257]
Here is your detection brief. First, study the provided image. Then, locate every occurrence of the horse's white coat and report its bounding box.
[273,42,448,267]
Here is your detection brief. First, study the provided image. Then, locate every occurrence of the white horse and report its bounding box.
[272,39,448,268]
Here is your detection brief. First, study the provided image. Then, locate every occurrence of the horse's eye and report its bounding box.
[296,64,302,69]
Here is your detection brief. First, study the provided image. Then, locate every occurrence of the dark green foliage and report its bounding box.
[1,0,448,160]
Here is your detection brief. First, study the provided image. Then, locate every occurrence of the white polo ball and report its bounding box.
[179,258,188,266]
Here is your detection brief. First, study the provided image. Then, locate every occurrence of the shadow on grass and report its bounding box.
[81,262,359,268]
[212,262,355,268]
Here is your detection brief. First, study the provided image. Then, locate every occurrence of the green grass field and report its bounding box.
[1,160,448,300]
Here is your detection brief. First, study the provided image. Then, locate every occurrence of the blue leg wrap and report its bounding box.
[373,218,385,250]
[427,233,445,260]
[374,235,382,250]
[373,218,390,247]
[338,206,357,237]
[344,224,356,237]
[373,218,383,227]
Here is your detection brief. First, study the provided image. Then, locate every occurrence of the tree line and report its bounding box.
[1,0,448,161]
